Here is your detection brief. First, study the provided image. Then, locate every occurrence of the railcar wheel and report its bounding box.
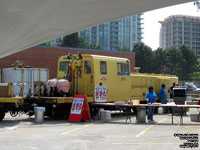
[0,108,5,121]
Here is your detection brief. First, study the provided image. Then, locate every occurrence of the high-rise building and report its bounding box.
[159,15,200,57]
[79,14,143,51]
[51,37,63,46]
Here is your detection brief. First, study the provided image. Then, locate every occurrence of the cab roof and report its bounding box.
[59,54,130,62]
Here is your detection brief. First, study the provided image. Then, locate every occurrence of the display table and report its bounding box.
[91,103,200,124]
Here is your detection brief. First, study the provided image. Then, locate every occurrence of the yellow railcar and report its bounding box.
[57,54,178,103]
[0,54,179,121]
[58,54,132,102]
[131,73,178,101]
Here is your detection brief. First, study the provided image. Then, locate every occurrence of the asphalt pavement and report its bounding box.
[0,112,199,150]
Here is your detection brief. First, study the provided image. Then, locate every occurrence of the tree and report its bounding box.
[88,44,104,50]
[61,32,87,48]
[40,41,52,46]
[158,46,197,80]
[133,43,153,73]
[61,33,104,50]
[152,48,166,74]
[78,38,90,48]
[117,46,130,52]
[96,45,104,50]
[191,59,200,80]
[164,47,183,76]
[179,45,197,80]
[133,43,197,80]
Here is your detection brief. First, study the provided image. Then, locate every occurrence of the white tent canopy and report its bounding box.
[0,0,192,58]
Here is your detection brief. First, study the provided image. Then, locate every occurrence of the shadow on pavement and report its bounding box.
[0,112,199,128]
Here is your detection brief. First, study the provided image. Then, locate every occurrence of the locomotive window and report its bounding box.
[117,63,130,75]
[84,60,92,74]
[59,61,69,72]
[100,61,107,74]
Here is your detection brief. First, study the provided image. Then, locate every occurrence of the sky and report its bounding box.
[143,1,200,50]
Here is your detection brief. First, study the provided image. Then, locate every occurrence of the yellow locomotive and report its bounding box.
[0,53,178,121]
[57,54,178,103]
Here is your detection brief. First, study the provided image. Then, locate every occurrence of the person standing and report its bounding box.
[145,86,157,123]
[168,83,176,98]
[159,84,167,113]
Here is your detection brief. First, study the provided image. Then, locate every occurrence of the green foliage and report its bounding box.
[88,44,104,50]
[40,41,52,46]
[61,33,85,48]
[117,46,130,52]
[133,43,153,73]
[164,47,183,76]
[61,32,103,50]
[152,48,166,74]
[133,43,198,80]
[191,59,200,80]
[179,45,197,80]
[191,72,200,80]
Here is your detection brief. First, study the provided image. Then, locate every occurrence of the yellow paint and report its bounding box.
[34,96,93,104]
[69,134,135,138]
[135,116,169,138]
[57,54,178,103]
[61,128,81,135]
[61,124,93,135]
[0,97,23,104]
[187,94,200,98]
[69,134,96,137]
[8,83,12,96]
[21,68,24,97]
[0,55,178,106]
[131,74,178,101]
[67,133,140,138]
[135,127,152,138]
[156,117,169,124]
[112,142,182,145]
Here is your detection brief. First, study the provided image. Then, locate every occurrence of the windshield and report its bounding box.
[191,84,198,89]
[188,84,198,90]
[59,61,70,72]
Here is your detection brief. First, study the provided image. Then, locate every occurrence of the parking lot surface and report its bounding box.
[0,113,199,150]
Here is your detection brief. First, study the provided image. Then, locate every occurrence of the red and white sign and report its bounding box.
[95,86,107,102]
[70,97,84,114]
[68,95,91,122]
[101,77,107,81]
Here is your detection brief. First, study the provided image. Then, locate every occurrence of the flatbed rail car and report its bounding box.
[26,96,94,118]
[0,54,178,121]
[0,97,24,120]
[0,96,74,121]
[0,95,94,121]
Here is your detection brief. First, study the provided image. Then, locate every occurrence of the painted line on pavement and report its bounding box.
[61,121,102,135]
[61,124,92,135]
[135,116,169,138]
[112,142,182,145]
[68,134,136,138]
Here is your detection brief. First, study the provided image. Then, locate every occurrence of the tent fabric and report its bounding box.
[0,0,192,58]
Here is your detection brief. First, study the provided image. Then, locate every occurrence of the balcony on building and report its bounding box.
[111,39,118,43]
[137,26,144,30]
[111,28,118,33]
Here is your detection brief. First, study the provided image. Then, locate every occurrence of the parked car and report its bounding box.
[186,82,200,94]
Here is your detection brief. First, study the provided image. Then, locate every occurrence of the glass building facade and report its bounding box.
[160,15,200,57]
[79,14,143,51]
[51,37,63,46]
